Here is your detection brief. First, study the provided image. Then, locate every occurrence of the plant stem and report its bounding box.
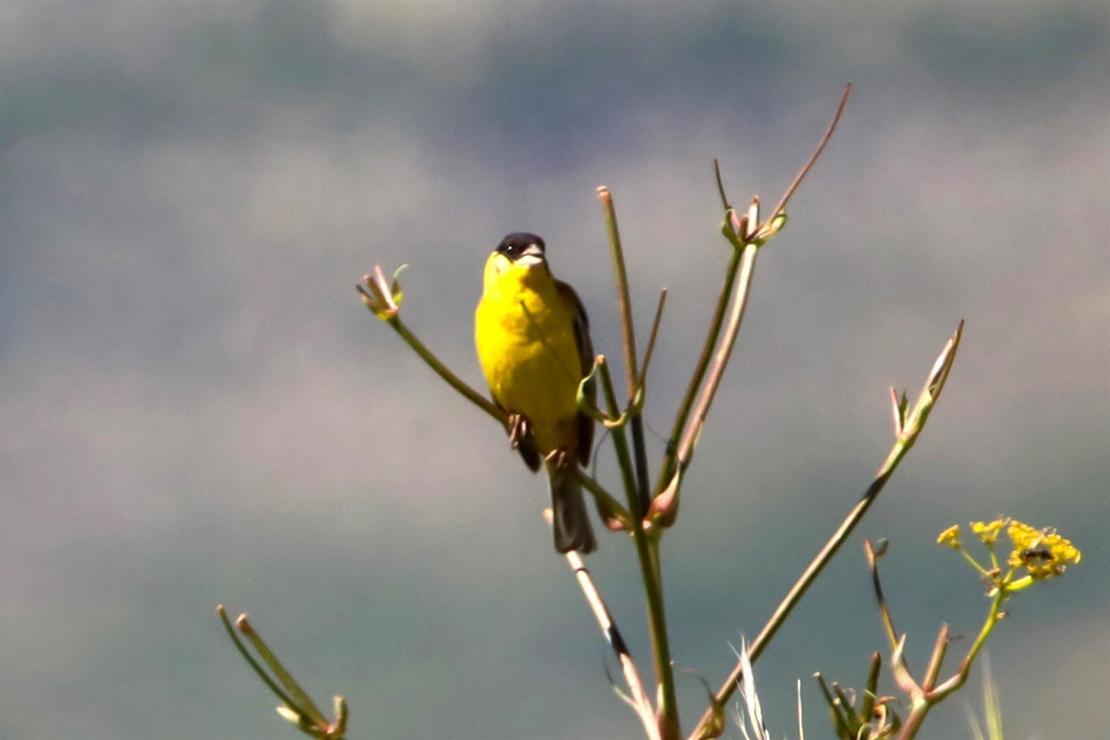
[657,245,743,494]
[598,357,679,739]
[665,85,854,506]
[236,616,328,726]
[689,438,911,739]
[577,468,634,528]
[959,548,991,577]
[217,606,304,719]
[386,316,505,425]
[689,320,962,740]
[899,591,1004,739]
[598,187,652,513]
[761,84,852,232]
[921,624,950,691]
[598,358,642,512]
[555,530,661,740]
[674,242,759,470]
[932,590,1006,701]
[865,539,901,653]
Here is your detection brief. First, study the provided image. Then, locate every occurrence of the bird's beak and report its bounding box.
[517,243,546,268]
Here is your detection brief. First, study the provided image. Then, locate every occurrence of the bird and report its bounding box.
[475,232,598,553]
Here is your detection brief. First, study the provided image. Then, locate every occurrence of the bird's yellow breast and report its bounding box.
[475,253,582,454]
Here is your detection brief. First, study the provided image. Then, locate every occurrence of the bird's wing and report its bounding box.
[556,279,595,466]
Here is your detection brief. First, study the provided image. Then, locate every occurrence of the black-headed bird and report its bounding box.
[475,232,598,553]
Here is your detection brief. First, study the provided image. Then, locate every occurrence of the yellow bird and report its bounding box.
[475,232,597,553]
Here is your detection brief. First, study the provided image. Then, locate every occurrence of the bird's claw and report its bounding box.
[545,448,571,471]
[508,413,531,450]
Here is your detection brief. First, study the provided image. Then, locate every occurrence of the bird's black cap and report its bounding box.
[497,232,546,259]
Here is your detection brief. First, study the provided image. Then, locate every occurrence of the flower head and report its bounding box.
[1006,520,1081,580]
[357,264,406,320]
[937,524,961,549]
[971,519,1006,546]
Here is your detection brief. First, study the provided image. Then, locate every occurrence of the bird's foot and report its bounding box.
[545,447,571,471]
[507,413,531,450]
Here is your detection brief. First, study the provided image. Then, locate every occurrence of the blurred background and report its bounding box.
[2,1,1107,737]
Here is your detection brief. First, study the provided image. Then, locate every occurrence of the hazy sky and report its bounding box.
[2,2,1108,738]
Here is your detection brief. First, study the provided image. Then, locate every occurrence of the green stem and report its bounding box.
[958,548,991,577]
[635,528,678,738]
[690,438,911,739]
[656,244,742,495]
[963,594,1006,676]
[217,606,305,719]
[667,85,853,506]
[598,187,652,513]
[387,316,505,425]
[900,591,1006,739]
[237,614,328,726]
[921,624,950,691]
[987,542,1001,572]
[629,418,651,512]
[690,320,962,740]
[598,358,642,516]
[866,540,901,654]
[577,468,634,528]
[936,591,1006,701]
[859,651,882,726]
[662,241,760,534]
[599,358,679,739]
[675,242,759,466]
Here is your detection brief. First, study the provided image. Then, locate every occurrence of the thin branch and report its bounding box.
[597,186,641,395]
[577,467,634,529]
[217,606,304,718]
[673,241,759,469]
[859,651,882,726]
[384,315,506,425]
[236,614,329,726]
[689,322,964,740]
[832,683,862,728]
[597,355,643,507]
[638,288,668,393]
[656,247,742,494]
[660,85,853,504]
[652,240,761,533]
[690,436,906,739]
[930,590,1006,702]
[760,84,852,234]
[921,624,950,692]
[576,292,664,434]
[713,159,732,211]
[890,634,921,697]
[597,187,653,513]
[814,673,852,738]
[865,539,900,653]
[546,511,661,740]
[598,188,677,738]
[598,354,679,739]
[573,556,660,740]
[796,679,805,740]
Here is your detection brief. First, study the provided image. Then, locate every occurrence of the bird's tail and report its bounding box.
[549,466,597,554]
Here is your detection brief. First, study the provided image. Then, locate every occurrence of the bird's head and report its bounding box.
[497,232,546,266]
[484,232,549,286]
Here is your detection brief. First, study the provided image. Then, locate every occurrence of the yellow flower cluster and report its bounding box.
[936,517,1081,588]
[971,519,1005,545]
[1007,520,1081,580]
[936,524,961,548]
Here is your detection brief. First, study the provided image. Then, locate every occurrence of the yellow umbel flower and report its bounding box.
[937,524,961,549]
[971,519,1006,546]
[1007,520,1081,580]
